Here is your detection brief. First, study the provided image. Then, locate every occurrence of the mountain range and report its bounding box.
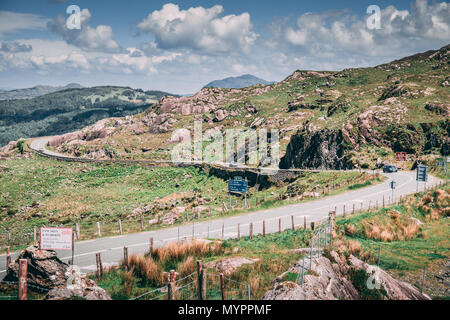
[33,44,449,170]
[0,86,175,146]
[0,83,84,100]
[203,74,273,89]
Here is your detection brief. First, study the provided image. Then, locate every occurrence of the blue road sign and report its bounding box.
[228,179,248,194]
[416,165,428,182]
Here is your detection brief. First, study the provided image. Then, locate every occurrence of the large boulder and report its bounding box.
[205,257,259,276]
[262,251,430,300]
[2,245,111,300]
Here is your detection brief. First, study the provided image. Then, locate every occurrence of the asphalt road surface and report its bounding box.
[0,167,442,278]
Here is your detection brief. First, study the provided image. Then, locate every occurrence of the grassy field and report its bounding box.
[0,155,382,251]
[94,184,449,300]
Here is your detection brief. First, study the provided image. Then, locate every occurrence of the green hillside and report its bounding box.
[0,86,176,146]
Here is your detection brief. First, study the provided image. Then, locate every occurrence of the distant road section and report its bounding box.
[1,137,443,278]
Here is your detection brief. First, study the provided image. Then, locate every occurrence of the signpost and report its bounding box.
[396,152,406,162]
[228,177,248,208]
[390,180,397,202]
[416,165,428,192]
[40,227,74,263]
[396,152,406,170]
[437,158,447,174]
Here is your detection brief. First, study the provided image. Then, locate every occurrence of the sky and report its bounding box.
[0,0,449,94]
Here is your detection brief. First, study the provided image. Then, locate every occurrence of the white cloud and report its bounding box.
[30,51,90,70]
[0,41,32,53]
[0,11,48,37]
[137,3,258,54]
[278,0,450,58]
[47,8,121,53]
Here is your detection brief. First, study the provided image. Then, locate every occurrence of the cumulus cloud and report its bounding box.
[278,0,450,59]
[30,51,90,70]
[47,8,121,53]
[137,3,258,54]
[0,42,32,53]
[0,11,48,36]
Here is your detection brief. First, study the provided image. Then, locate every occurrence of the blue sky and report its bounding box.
[0,0,449,93]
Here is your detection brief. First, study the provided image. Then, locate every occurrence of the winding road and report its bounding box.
[0,137,444,278]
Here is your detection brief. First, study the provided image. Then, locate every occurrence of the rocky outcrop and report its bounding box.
[2,245,111,300]
[205,257,259,276]
[0,140,18,157]
[425,103,449,116]
[378,84,409,101]
[280,126,352,170]
[262,251,430,300]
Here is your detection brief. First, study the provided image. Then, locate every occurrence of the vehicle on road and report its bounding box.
[383,164,398,173]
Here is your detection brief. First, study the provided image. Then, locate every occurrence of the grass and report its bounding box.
[0,155,381,251]
[94,227,314,300]
[96,185,448,300]
[335,185,449,298]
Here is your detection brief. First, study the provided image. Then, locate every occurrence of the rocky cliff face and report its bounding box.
[263,251,430,300]
[2,245,111,300]
[280,126,353,170]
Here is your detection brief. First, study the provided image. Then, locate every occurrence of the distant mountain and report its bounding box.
[0,86,175,146]
[0,83,84,100]
[204,74,273,89]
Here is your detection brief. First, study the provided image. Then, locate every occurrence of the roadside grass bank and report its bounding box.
[95,184,449,300]
[0,155,381,252]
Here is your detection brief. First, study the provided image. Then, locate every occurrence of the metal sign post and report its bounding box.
[396,152,406,169]
[228,177,248,209]
[416,165,428,192]
[40,227,73,251]
[390,180,397,203]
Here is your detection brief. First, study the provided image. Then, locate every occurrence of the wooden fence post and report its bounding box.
[118,219,122,235]
[304,216,306,229]
[168,270,176,300]
[221,223,224,240]
[76,223,80,240]
[249,223,253,240]
[343,205,346,217]
[237,224,240,241]
[311,222,315,231]
[263,220,266,237]
[220,273,226,300]
[140,216,145,231]
[291,216,295,230]
[96,253,103,280]
[149,237,154,255]
[352,204,355,215]
[97,222,101,237]
[197,260,206,300]
[383,195,385,208]
[6,246,11,270]
[18,259,27,300]
[368,200,371,210]
[421,266,427,293]
[278,218,281,233]
[124,247,129,270]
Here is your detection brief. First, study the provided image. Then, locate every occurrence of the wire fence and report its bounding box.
[295,216,333,285]
[0,280,50,300]
[129,270,251,301]
[0,171,389,250]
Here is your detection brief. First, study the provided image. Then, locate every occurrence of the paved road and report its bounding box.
[0,167,442,278]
